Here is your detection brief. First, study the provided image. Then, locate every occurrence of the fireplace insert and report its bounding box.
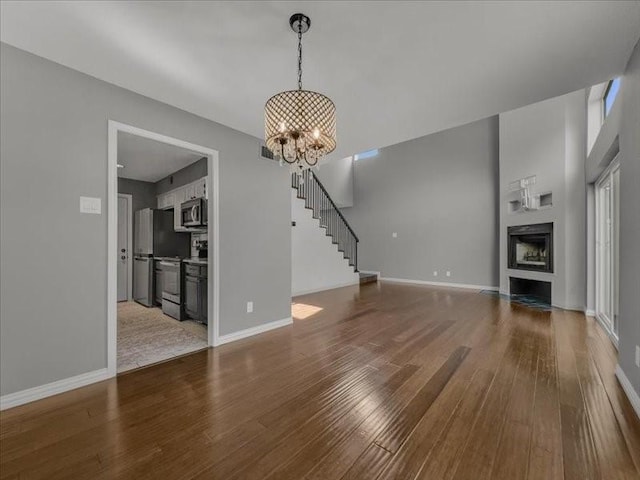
[508,222,553,273]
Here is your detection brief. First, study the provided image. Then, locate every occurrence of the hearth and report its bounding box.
[509,277,552,306]
[508,222,553,273]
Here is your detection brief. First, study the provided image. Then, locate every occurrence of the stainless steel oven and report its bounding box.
[181,198,207,228]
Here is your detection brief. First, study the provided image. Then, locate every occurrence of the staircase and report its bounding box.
[292,170,359,271]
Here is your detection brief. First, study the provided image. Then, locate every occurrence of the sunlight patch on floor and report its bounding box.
[292,302,324,320]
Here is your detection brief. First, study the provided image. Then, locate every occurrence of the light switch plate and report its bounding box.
[446,271,451,277]
[80,196,101,214]
[392,232,397,238]
[247,301,254,314]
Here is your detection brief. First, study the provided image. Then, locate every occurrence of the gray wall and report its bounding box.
[0,43,291,396]
[316,156,354,208]
[117,177,156,214]
[343,117,499,288]
[498,90,587,310]
[618,39,640,399]
[155,156,207,195]
[587,40,640,398]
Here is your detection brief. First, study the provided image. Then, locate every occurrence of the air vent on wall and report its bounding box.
[260,144,275,161]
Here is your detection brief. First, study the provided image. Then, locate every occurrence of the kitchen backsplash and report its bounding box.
[191,232,207,258]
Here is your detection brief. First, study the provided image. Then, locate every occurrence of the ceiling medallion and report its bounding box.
[265,13,336,172]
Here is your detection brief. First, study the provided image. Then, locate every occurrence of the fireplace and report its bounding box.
[508,223,553,273]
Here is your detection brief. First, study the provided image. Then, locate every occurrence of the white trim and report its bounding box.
[585,309,596,317]
[615,365,640,420]
[552,303,587,312]
[0,368,109,411]
[380,277,499,291]
[293,279,360,297]
[117,193,133,301]
[216,317,293,346]
[108,121,221,377]
[594,312,619,349]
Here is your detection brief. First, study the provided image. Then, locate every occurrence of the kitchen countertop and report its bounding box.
[183,258,208,265]
[153,256,183,262]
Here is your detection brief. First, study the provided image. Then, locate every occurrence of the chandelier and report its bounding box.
[265,13,336,171]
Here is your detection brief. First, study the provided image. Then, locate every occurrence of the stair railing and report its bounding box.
[292,170,359,271]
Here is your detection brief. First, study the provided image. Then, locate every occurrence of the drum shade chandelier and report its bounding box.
[265,13,336,170]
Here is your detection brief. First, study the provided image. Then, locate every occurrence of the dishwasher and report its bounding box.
[160,260,184,320]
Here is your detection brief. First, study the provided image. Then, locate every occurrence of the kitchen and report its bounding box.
[117,132,210,373]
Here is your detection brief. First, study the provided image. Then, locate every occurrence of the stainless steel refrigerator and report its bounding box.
[133,208,189,307]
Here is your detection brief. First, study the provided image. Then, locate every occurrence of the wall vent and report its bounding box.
[260,144,275,161]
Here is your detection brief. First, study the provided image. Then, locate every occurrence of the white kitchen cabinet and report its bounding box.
[157,192,174,210]
[184,184,196,201]
[173,187,187,231]
[194,177,206,199]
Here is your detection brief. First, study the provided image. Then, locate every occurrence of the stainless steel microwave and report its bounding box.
[181,198,207,228]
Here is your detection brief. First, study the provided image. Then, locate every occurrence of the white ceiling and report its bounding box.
[2,1,639,160]
[117,132,203,182]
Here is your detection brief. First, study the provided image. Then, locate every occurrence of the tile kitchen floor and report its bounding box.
[117,301,208,373]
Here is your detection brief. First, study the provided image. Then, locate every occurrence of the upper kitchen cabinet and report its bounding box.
[173,188,187,231]
[157,191,174,210]
[184,183,196,201]
[194,177,207,200]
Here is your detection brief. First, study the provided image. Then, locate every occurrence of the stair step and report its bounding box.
[359,273,378,285]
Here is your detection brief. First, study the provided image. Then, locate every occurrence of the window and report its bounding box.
[604,77,621,117]
[354,149,379,161]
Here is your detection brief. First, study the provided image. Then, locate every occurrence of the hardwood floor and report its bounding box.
[1,282,639,479]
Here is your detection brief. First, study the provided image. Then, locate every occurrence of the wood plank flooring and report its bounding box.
[1,282,639,479]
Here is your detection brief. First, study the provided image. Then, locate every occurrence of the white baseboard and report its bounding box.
[593,313,619,349]
[0,368,109,411]
[585,309,596,317]
[380,277,499,292]
[216,317,293,346]
[551,303,586,312]
[292,279,360,297]
[615,365,640,420]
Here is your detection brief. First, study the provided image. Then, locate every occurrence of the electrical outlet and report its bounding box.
[433,271,438,277]
[247,301,254,313]
[446,271,451,277]
[636,345,640,368]
[392,232,398,238]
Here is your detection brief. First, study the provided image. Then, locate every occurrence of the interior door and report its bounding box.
[117,195,129,302]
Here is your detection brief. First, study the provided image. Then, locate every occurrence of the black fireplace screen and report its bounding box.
[508,223,553,273]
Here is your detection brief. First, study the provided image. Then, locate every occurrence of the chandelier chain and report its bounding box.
[297,23,303,90]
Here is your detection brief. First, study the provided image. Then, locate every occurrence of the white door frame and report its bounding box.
[107,120,221,377]
[117,193,133,301]
[595,154,619,347]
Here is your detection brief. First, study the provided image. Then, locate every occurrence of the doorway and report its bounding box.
[117,193,133,301]
[595,156,620,344]
[107,121,220,377]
